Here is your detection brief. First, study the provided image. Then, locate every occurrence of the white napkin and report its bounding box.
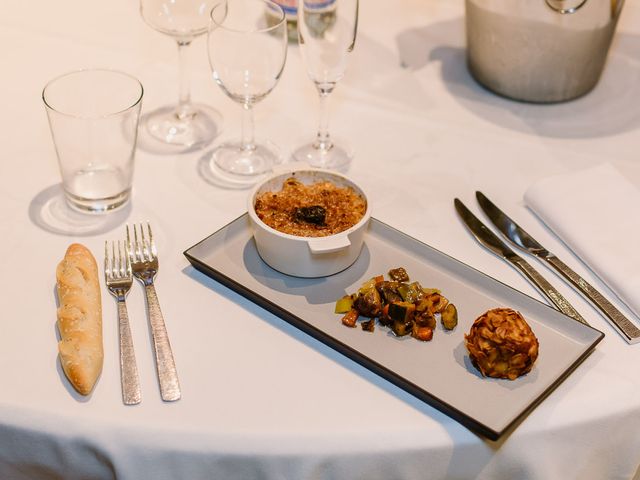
[524,163,640,320]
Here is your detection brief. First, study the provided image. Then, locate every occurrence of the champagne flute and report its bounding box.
[140,0,223,150]
[294,0,358,169]
[206,0,288,185]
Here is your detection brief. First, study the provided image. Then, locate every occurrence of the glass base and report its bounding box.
[144,104,223,150]
[65,188,131,214]
[292,139,353,170]
[201,140,282,188]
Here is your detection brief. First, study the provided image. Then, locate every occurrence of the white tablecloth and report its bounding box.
[2,1,640,479]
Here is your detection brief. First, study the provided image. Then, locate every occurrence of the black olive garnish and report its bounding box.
[293,205,326,226]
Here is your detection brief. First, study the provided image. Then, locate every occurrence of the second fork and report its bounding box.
[127,223,181,402]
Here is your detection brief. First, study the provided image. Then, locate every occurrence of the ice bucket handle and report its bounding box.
[545,0,588,14]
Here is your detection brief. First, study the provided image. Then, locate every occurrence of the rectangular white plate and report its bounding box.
[184,214,604,440]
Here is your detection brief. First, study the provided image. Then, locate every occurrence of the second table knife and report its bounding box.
[476,191,640,344]
[454,198,588,325]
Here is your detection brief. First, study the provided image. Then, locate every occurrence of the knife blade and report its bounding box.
[454,198,588,325]
[476,191,640,344]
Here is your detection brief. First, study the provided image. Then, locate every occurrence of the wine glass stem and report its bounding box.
[176,40,194,120]
[241,103,256,152]
[315,88,333,151]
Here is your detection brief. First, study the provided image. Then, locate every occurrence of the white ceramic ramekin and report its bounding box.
[247,167,371,278]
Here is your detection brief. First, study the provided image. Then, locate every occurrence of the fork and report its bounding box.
[104,240,142,405]
[127,223,181,402]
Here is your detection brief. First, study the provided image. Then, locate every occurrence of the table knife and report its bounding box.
[476,191,640,344]
[454,198,589,325]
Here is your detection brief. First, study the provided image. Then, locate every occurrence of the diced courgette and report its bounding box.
[388,301,416,323]
[354,287,382,317]
[398,282,424,303]
[392,318,412,337]
[422,287,441,295]
[441,303,458,330]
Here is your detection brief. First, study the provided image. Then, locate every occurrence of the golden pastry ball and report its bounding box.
[465,308,539,380]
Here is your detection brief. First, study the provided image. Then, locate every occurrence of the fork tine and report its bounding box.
[138,223,146,260]
[135,223,144,262]
[114,241,119,276]
[147,222,157,259]
[110,240,116,278]
[117,240,124,277]
[112,240,118,277]
[129,224,135,262]
[126,224,132,261]
[120,240,131,278]
[139,222,150,262]
[104,241,110,278]
[129,223,139,262]
[125,243,132,276]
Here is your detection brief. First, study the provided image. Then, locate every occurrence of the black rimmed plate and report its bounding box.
[184,214,604,440]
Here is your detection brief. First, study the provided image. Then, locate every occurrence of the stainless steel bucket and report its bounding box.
[465,0,625,103]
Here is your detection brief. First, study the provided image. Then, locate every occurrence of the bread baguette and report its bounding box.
[56,243,103,395]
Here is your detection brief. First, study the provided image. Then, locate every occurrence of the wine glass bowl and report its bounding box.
[205,0,288,185]
[298,8,356,87]
[140,1,211,40]
[294,0,359,169]
[140,0,223,150]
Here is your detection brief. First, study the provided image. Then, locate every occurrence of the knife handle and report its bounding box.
[544,255,640,343]
[511,257,589,325]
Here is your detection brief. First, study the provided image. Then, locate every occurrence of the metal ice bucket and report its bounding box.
[465,0,625,103]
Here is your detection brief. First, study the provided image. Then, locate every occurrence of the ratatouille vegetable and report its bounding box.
[335,268,457,341]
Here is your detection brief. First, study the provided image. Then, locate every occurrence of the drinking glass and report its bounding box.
[140,0,223,149]
[294,0,359,169]
[206,0,288,185]
[43,69,143,213]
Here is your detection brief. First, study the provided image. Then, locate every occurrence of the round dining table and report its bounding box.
[2,0,640,479]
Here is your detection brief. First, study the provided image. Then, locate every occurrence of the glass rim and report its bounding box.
[42,68,144,119]
[209,0,286,34]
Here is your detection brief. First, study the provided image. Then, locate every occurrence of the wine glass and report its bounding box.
[205,0,288,186]
[294,0,359,169]
[140,0,223,150]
